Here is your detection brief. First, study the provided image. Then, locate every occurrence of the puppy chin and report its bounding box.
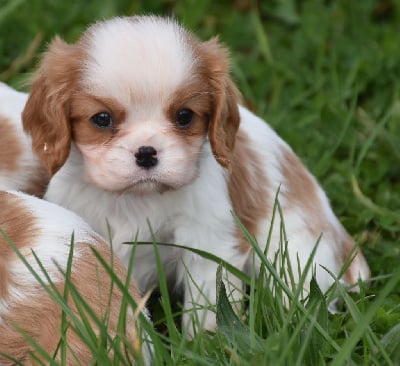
[87,177,171,195]
[126,180,171,195]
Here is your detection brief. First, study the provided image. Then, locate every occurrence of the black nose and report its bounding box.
[135,146,158,169]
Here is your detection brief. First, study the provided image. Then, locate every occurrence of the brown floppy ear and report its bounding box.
[22,36,82,176]
[199,37,240,170]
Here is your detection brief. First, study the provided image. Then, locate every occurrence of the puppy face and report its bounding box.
[23,16,240,194]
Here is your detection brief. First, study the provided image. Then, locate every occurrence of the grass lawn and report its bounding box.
[1,0,399,364]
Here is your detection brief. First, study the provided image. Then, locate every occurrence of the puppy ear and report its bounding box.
[22,37,81,176]
[200,38,240,170]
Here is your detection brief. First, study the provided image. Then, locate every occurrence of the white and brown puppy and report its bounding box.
[0,83,48,196]
[0,191,150,365]
[21,16,370,335]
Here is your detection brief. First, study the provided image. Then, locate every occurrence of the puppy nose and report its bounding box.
[135,146,158,169]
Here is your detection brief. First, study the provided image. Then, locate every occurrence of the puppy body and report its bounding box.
[45,106,369,330]
[0,83,48,196]
[21,16,370,335]
[0,191,151,365]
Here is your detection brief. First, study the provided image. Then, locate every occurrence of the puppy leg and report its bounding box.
[180,254,244,338]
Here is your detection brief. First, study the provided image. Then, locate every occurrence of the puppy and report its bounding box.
[0,191,151,365]
[21,16,370,335]
[0,83,48,196]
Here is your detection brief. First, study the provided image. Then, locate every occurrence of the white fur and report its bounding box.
[83,17,194,105]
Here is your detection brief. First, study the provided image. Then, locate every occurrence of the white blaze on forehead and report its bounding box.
[82,17,195,104]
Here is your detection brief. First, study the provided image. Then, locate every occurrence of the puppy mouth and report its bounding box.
[126,178,171,195]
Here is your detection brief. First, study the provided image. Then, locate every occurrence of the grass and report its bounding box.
[1,0,399,364]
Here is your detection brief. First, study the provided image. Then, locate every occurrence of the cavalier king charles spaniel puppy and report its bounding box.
[21,16,369,336]
[0,190,151,365]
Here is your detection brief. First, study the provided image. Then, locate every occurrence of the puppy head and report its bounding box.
[22,16,240,194]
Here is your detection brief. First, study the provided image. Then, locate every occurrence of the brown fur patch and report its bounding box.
[0,191,39,299]
[0,284,64,365]
[229,130,270,253]
[281,147,328,236]
[0,116,23,173]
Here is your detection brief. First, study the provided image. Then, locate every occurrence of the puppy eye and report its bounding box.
[91,112,113,129]
[176,108,194,127]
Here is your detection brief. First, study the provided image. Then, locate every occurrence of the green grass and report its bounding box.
[1,0,399,364]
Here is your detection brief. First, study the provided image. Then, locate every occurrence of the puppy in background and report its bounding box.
[0,191,151,365]
[21,16,370,335]
[0,83,48,196]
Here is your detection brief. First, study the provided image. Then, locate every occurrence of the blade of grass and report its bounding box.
[60,234,76,364]
[147,221,180,345]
